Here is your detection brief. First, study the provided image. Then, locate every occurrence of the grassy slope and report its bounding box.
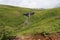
[0,5,60,36]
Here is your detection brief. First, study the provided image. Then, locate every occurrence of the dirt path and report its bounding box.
[6,32,60,40]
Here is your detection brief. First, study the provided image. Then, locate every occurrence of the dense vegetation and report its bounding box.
[0,5,60,40]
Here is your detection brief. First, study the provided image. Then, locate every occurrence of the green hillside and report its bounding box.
[0,5,60,38]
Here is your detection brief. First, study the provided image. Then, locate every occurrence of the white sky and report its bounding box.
[0,0,60,9]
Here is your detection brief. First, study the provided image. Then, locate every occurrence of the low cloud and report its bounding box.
[0,0,60,9]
